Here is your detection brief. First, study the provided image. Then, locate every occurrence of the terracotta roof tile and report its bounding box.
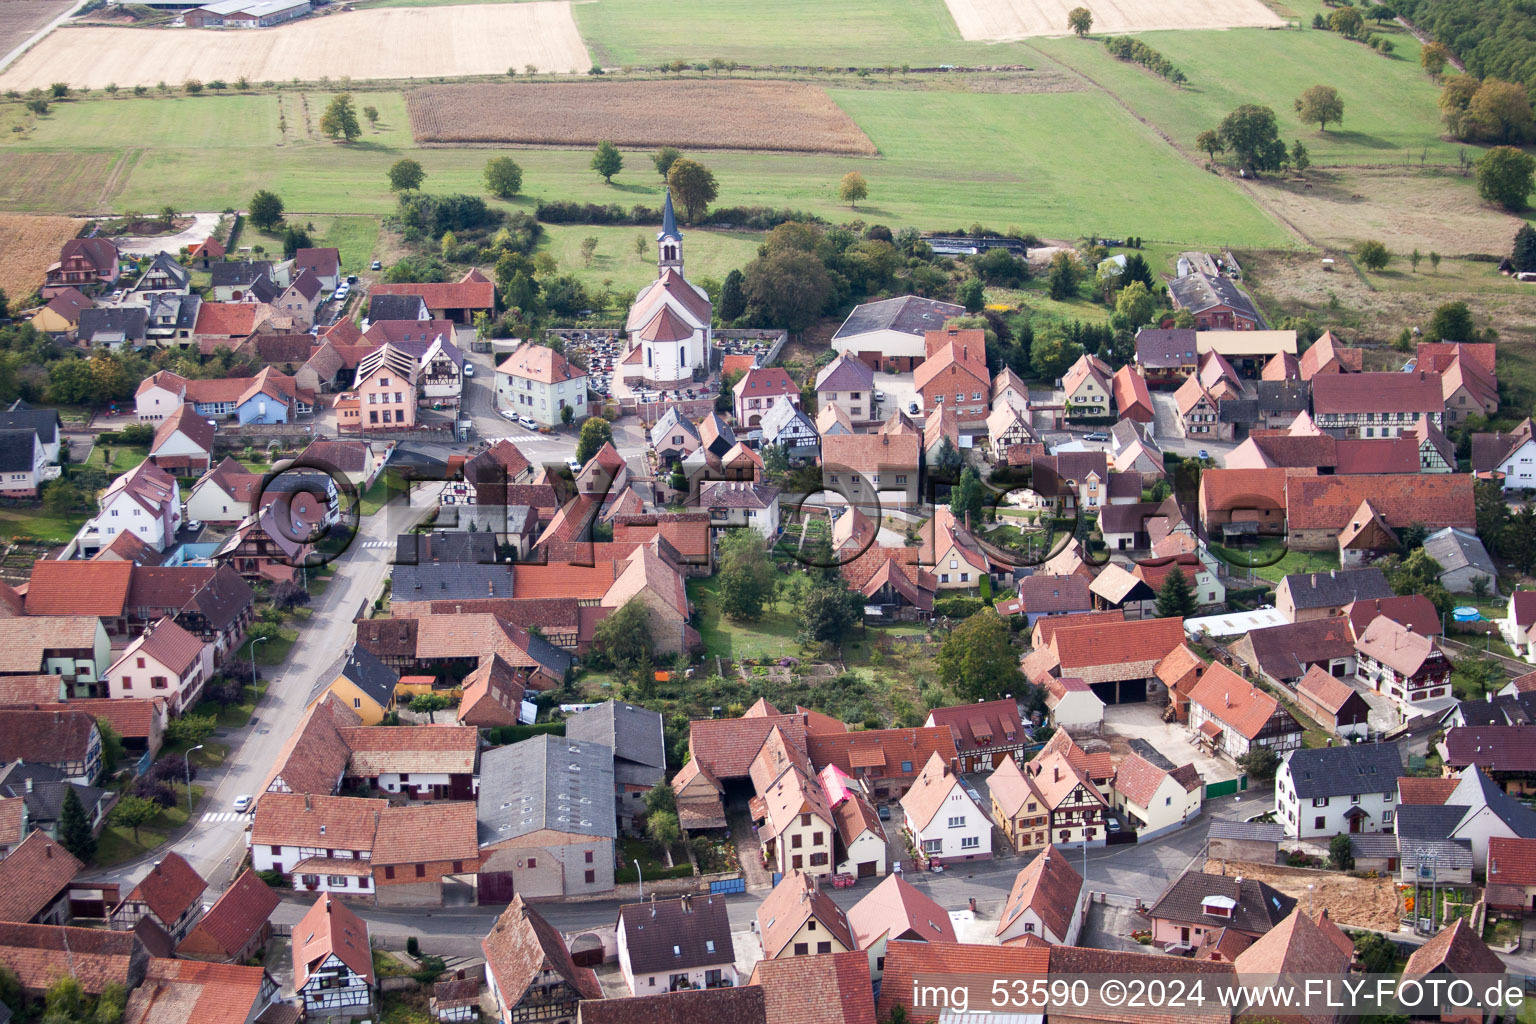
[749,950,874,1024]
[251,792,380,851]
[847,874,955,948]
[879,941,1049,1024]
[0,921,139,993]
[1286,474,1473,531]
[997,844,1082,941]
[373,802,478,865]
[25,559,133,616]
[0,708,98,768]
[576,987,766,1024]
[756,871,853,959]
[481,895,600,1007]
[341,725,478,776]
[1403,918,1505,978]
[0,832,82,923]
[1187,662,1286,740]
[925,699,1023,756]
[177,869,279,960]
[293,894,372,990]
[690,713,808,780]
[123,853,206,928]
[371,271,495,312]
[265,694,359,795]
[1398,776,1460,805]
[809,727,956,785]
[1199,468,1292,514]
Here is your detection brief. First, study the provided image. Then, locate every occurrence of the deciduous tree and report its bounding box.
[741,249,832,331]
[938,608,1021,701]
[591,140,623,183]
[319,92,361,142]
[248,189,284,231]
[592,598,653,672]
[483,156,524,198]
[666,158,719,222]
[1328,6,1363,37]
[1217,104,1287,174]
[1476,145,1535,211]
[838,171,868,207]
[652,146,681,178]
[1196,129,1224,162]
[717,529,775,621]
[111,795,161,844]
[410,693,451,723]
[576,416,613,463]
[1067,6,1093,35]
[1421,41,1450,78]
[1357,240,1391,271]
[1295,84,1345,131]
[387,158,425,192]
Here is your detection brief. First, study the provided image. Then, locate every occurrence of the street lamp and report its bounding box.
[250,635,268,687]
[186,745,204,811]
[634,859,643,900]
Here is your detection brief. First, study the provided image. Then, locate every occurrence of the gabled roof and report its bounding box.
[1422,526,1498,580]
[1237,616,1356,683]
[476,734,615,843]
[914,331,989,393]
[565,700,664,770]
[1146,870,1296,935]
[755,870,853,959]
[1355,616,1441,677]
[815,352,875,392]
[1283,744,1403,799]
[1295,666,1365,716]
[0,708,99,767]
[831,295,964,341]
[996,844,1082,941]
[1344,595,1441,640]
[122,853,205,927]
[925,699,1023,756]
[577,988,765,1024]
[1135,328,1199,369]
[370,270,495,312]
[1232,907,1351,976]
[1187,662,1288,740]
[899,751,968,831]
[1403,918,1505,978]
[1113,751,1198,807]
[25,559,133,616]
[618,895,734,973]
[0,831,82,923]
[1311,371,1443,415]
[322,644,398,709]
[1198,467,1291,513]
[482,895,599,1007]
[252,792,380,851]
[0,921,141,993]
[1398,776,1460,805]
[372,801,478,865]
[122,618,207,677]
[496,342,586,384]
[749,950,875,1024]
[809,727,956,785]
[1168,272,1261,322]
[178,868,279,959]
[847,873,955,949]
[1298,331,1363,379]
[1112,363,1153,416]
[294,894,372,990]
[1443,726,1536,774]
[1281,567,1394,609]
[880,941,1050,1024]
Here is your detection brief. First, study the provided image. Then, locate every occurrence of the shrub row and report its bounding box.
[534,200,826,231]
[1103,36,1188,84]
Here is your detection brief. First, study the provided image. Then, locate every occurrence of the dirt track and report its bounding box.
[0,2,589,91]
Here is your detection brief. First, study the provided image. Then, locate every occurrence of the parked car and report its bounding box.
[501,409,519,422]
[877,804,892,821]
[463,363,474,377]
[370,260,383,271]
[518,415,538,430]
[873,390,886,402]
[232,794,252,813]
[1084,432,1110,442]
[906,400,920,415]
[1106,817,1122,832]
[566,457,582,474]
[1197,449,1211,460]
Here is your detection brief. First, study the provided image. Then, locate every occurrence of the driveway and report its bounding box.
[1100,703,1239,784]
[114,212,221,257]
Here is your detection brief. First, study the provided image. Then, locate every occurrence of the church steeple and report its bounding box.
[657,189,683,277]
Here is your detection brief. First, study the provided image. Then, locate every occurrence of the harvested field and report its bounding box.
[944,0,1282,40]
[0,150,127,211]
[0,212,86,301]
[1242,166,1528,255]
[406,80,877,155]
[0,2,589,90]
[0,0,74,59]
[1205,858,1399,931]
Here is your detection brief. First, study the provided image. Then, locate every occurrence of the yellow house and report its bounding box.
[755,871,855,960]
[31,288,93,336]
[309,646,399,725]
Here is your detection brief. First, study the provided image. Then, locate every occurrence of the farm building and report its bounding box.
[830,295,964,372]
[184,3,311,30]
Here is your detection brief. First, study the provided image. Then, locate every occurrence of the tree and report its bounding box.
[410,692,451,723]
[1030,327,1082,380]
[184,79,203,95]
[1155,566,1197,618]
[666,158,719,223]
[1195,129,1224,162]
[719,268,746,322]
[248,190,284,231]
[364,105,379,126]
[838,171,868,207]
[1353,931,1399,974]
[1357,240,1391,271]
[1217,104,1287,174]
[1466,80,1534,145]
[644,782,676,817]
[717,529,775,621]
[592,598,654,672]
[1237,745,1279,782]
[580,236,599,268]
[741,248,832,331]
[1295,84,1345,131]
[1421,41,1450,78]
[1329,834,1355,870]
[1328,6,1363,36]
[1114,280,1156,328]
[59,785,95,861]
[653,146,681,178]
[937,608,1021,702]
[281,224,311,259]
[96,718,125,776]
[319,92,361,142]
[646,809,680,850]
[1426,301,1475,342]
[934,436,963,477]
[1411,248,1422,272]
[1511,224,1536,274]
[165,713,217,746]
[958,277,985,313]
[1430,251,1441,272]
[1505,505,1536,573]
[1047,251,1080,300]
[483,156,523,198]
[1067,6,1093,35]
[575,416,613,463]
[1476,146,1535,211]
[950,466,984,524]
[797,580,860,644]
[388,158,426,192]
[270,580,310,610]
[43,479,82,514]
[1291,139,1310,174]
[110,795,161,844]
[591,140,623,183]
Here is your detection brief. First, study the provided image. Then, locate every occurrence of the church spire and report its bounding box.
[657,189,683,277]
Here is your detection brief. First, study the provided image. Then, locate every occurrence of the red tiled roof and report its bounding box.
[26,559,133,616]
[194,303,262,338]
[1488,836,1536,887]
[1311,370,1443,415]
[820,432,922,477]
[178,868,279,959]
[997,844,1082,942]
[0,832,82,923]
[373,802,478,865]
[925,699,1023,756]
[898,751,966,830]
[1199,467,1291,513]
[756,871,853,959]
[482,895,600,1007]
[123,853,206,928]
[749,950,874,1024]
[1298,331,1362,379]
[1112,364,1153,417]
[847,873,956,951]
[1397,776,1460,805]
[496,342,585,384]
[1403,918,1505,978]
[0,921,139,993]
[1052,616,1186,673]
[293,894,372,989]
[1345,595,1442,639]
[1295,666,1361,716]
[809,727,956,783]
[1286,473,1473,531]
[1188,662,1284,740]
[690,713,808,780]
[370,271,494,311]
[878,941,1049,1024]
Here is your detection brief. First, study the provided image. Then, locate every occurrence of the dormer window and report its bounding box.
[1201,895,1236,918]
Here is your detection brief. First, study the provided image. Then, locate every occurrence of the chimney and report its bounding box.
[24,779,31,794]
[1053,766,1060,783]
[305,793,312,811]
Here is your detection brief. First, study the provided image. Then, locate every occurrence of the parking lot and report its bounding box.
[1099,702,1240,784]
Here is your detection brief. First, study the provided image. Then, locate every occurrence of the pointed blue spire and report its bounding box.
[660,188,680,240]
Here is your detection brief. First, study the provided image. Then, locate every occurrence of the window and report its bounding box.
[585,850,593,863]
[1314,816,1325,829]
[136,657,146,669]
[415,863,426,878]
[792,833,803,849]
[1351,794,1361,804]
[812,832,824,846]
[800,813,811,827]
[585,869,595,883]
[901,761,912,773]
[792,855,802,869]
[121,677,132,690]
[807,920,816,931]
[1312,797,1328,808]
[921,839,942,854]
[794,943,808,956]
[526,858,537,869]
[452,861,462,873]
[947,815,965,829]
[960,835,980,850]
[354,698,361,709]
[384,865,395,880]
[1382,811,1394,825]
[817,942,832,954]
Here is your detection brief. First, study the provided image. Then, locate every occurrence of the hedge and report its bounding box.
[487,722,564,745]
[535,200,827,231]
[933,595,983,619]
[615,864,694,884]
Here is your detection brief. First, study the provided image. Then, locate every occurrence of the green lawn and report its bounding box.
[0,504,87,544]
[247,214,381,276]
[1030,23,1458,169]
[95,783,205,867]
[84,444,149,477]
[1209,538,1337,583]
[537,222,764,295]
[238,627,297,667]
[2,86,1292,245]
[687,575,801,660]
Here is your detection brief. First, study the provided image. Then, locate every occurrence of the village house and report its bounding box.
[29,287,92,337]
[1355,617,1451,717]
[806,725,955,804]
[925,699,1026,774]
[1485,836,1536,915]
[1294,666,1372,738]
[824,766,886,879]
[1471,419,1536,491]
[988,747,1109,855]
[814,353,877,425]
[77,306,149,349]
[369,270,495,324]
[900,751,991,866]
[565,700,665,831]
[0,430,46,499]
[1021,614,1187,706]
[175,868,280,964]
[696,480,781,538]
[996,573,1093,626]
[476,735,615,901]
[1298,331,1363,379]
[915,329,991,427]
[733,366,799,429]
[616,894,736,995]
[293,246,341,291]
[0,709,103,784]
[1111,364,1154,423]
[108,852,206,945]
[1423,527,1500,594]
[751,729,836,880]
[147,406,214,476]
[306,645,400,726]
[496,343,589,429]
[1230,616,1356,689]
[820,432,922,512]
[44,238,119,298]
[846,873,956,981]
[482,895,600,1024]
[1061,352,1112,419]
[339,726,478,800]
[1167,273,1264,331]
[293,894,374,1019]
[1285,473,1474,551]
[74,460,182,556]
[1145,871,1296,950]
[917,507,989,591]
[1311,371,1444,438]
[1134,328,1199,386]
[105,617,208,715]
[830,295,964,372]
[1276,743,1402,840]
[995,844,1085,946]
[1197,330,1297,376]
[1186,662,1303,760]
[755,870,854,960]
[1277,568,1394,623]
[0,832,86,925]
[1110,753,1203,840]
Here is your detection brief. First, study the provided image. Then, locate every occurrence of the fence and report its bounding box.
[1204,776,1248,799]
[1439,636,1531,677]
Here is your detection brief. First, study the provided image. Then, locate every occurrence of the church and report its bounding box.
[620,190,713,391]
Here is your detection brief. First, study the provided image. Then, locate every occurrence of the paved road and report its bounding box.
[0,0,88,74]
[89,484,443,890]
[113,213,222,258]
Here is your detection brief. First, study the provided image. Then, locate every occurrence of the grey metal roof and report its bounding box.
[1128,738,1176,772]
[1168,273,1263,325]
[831,295,964,341]
[369,295,428,322]
[477,734,616,844]
[312,644,397,709]
[1422,527,1498,581]
[395,531,499,565]
[1207,819,1286,843]
[1399,838,1473,870]
[210,260,274,287]
[1395,803,1470,841]
[0,404,60,446]
[1281,568,1393,609]
[392,563,515,600]
[1218,398,1259,424]
[1283,744,1404,800]
[78,306,148,343]
[1453,691,1536,727]
[565,701,665,771]
[1348,834,1399,858]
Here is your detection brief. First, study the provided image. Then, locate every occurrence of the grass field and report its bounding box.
[538,223,763,294]
[1030,24,1452,168]
[0,87,1294,244]
[0,504,86,544]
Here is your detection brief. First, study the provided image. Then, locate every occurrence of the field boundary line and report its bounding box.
[1021,40,1311,249]
[95,147,141,211]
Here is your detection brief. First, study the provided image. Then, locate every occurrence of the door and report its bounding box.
[1349,816,1362,834]
[478,871,515,905]
[1180,927,1190,944]
[857,861,876,878]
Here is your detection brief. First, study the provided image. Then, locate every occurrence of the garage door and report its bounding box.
[857,861,877,878]
[478,871,515,905]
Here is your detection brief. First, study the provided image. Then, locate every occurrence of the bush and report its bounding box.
[488,723,564,745]
[933,595,984,619]
[398,192,501,237]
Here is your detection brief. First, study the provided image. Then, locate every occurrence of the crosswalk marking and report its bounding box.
[360,540,392,549]
[201,812,250,823]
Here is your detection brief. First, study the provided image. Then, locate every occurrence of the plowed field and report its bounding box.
[406,80,876,155]
[0,212,86,301]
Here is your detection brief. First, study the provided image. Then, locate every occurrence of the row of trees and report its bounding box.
[1439,76,1534,145]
